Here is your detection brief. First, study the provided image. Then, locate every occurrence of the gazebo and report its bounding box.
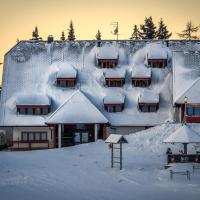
[163,125,200,163]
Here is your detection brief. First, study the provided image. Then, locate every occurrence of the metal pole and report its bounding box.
[120,142,122,170]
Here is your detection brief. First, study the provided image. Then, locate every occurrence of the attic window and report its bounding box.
[57,79,76,87]
[17,106,51,115]
[103,94,125,113]
[16,95,51,115]
[148,60,167,68]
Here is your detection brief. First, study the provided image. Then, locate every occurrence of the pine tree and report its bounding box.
[139,16,157,39]
[95,29,101,40]
[32,26,39,40]
[156,18,172,39]
[130,25,140,40]
[60,31,65,41]
[177,21,199,40]
[67,20,76,41]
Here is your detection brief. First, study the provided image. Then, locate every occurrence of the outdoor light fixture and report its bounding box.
[183,96,188,104]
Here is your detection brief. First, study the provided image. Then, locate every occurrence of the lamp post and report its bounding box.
[183,96,188,125]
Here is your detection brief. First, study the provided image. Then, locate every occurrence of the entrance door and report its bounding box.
[74,132,89,144]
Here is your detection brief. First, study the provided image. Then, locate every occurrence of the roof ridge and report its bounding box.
[46,90,79,121]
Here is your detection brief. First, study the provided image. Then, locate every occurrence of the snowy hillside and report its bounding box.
[0,123,200,200]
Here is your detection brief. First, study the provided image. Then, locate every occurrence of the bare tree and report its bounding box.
[177,21,199,40]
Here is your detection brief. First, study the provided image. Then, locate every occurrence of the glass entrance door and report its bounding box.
[74,132,89,144]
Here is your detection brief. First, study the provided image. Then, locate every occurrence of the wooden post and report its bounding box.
[111,143,113,168]
[120,142,122,170]
[58,124,62,148]
[94,124,98,141]
[183,143,188,154]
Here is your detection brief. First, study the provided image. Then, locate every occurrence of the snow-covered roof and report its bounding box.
[173,51,200,104]
[105,69,126,78]
[16,95,50,106]
[46,90,108,124]
[147,45,168,60]
[103,93,125,104]
[132,66,151,78]
[163,125,200,143]
[175,78,200,104]
[105,134,128,144]
[0,40,186,127]
[56,65,77,79]
[97,45,119,60]
[138,90,159,104]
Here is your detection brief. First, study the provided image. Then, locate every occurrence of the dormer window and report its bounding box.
[146,46,168,68]
[96,45,119,68]
[103,94,125,112]
[16,95,51,115]
[105,69,126,87]
[56,65,77,87]
[138,90,159,112]
[132,67,151,87]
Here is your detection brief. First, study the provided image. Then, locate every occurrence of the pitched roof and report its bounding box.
[175,78,200,104]
[103,93,125,104]
[16,95,50,106]
[105,69,126,78]
[97,45,119,60]
[105,134,128,144]
[46,90,108,124]
[147,45,168,60]
[56,65,77,79]
[132,66,151,78]
[138,90,159,104]
[163,125,200,143]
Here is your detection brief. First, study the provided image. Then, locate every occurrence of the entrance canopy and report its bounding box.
[46,90,108,124]
[163,125,200,144]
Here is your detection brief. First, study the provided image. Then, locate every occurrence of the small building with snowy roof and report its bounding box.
[132,66,151,87]
[56,65,77,87]
[104,69,126,87]
[96,45,119,68]
[138,90,159,112]
[103,93,125,112]
[146,45,168,68]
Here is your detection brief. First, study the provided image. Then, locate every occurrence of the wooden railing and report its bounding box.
[168,154,200,163]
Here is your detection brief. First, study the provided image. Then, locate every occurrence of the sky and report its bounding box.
[0,0,200,82]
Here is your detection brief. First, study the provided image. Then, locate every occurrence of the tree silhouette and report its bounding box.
[156,18,172,39]
[177,21,199,40]
[67,20,76,41]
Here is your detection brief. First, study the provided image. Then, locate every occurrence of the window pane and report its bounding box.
[141,105,148,112]
[27,108,33,115]
[35,133,41,140]
[41,133,47,140]
[108,106,113,112]
[194,107,200,116]
[42,108,49,115]
[22,133,28,141]
[60,80,66,87]
[29,133,34,141]
[115,105,122,112]
[35,108,41,115]
[150,106,156,112]
[20,108,26,114]
[187,106,194,116]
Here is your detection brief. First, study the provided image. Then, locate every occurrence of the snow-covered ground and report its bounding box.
[1,123,200,200]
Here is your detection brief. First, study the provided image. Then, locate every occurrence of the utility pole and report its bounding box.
[110,22,119,40]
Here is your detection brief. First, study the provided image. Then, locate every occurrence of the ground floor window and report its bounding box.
[187,106,200,116]
[21,132,47,141]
